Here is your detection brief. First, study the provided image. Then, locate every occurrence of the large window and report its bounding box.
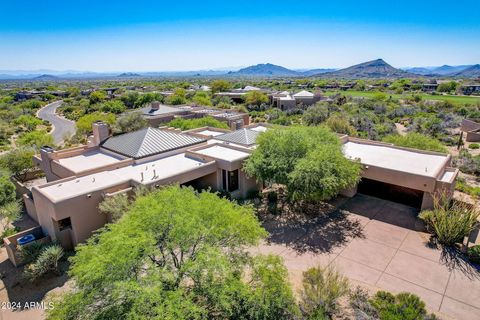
[222,169,239,192]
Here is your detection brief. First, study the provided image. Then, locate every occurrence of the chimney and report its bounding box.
[151,101,160,111]
[91,121,110,146]
[40,146,55,182]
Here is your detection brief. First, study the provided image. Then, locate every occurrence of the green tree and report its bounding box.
[98,193,130,222]
[167,116,229,130]
[210,79,232,93]
[288,144,362,201]
[112,112,148,134]
[76,112,116,135]
[17,130,54,150]
[245,91,269,107]
[437,81,458,93]
[165,89,187,105]
[120,92,140,109]
[192,91,212,106]
[47,186,297,319]
[135,92,164,107]
[0,147,35,182]
[89,91,107,104]
[100,100,126,114]
[244,126,361,201]
[382,133,447,153]
[14,115,42,131]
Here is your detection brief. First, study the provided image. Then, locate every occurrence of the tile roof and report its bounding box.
[101,128,205,159]
[215,128,260,146]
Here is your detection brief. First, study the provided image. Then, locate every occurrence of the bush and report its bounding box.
[370,291,435,320]
[419,195,479,246]
[1,226,19,241]
[468,245,480,265]
[24,245,64,281]
[0,176,16,206]
[349,287,378,319]
[469,143,480,150]
[383,133,447,153]
[112,112,147,134]
[299,266,349,318]
[166,116,229,130]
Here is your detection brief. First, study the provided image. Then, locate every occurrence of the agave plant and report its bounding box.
[419,194,479,246]
[24,245,64,281]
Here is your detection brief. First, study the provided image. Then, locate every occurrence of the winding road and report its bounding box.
[37,100,76,145]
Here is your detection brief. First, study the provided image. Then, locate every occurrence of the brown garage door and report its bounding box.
[357,178,424,208]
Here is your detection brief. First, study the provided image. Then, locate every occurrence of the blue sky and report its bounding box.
[1,0,479,72]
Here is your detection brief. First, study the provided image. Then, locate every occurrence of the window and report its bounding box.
[228,170,239,192]
[56,217,72,231]
[222,169,239,192]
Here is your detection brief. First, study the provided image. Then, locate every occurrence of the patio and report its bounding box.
[251,194,480,320]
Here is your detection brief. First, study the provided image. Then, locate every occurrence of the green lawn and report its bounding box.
[324,90,480,105]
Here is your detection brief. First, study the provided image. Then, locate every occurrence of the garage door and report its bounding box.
[357,178,424,208]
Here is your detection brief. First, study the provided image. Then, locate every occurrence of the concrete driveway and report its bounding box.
[252,194,480,320]
[37,101,76,145]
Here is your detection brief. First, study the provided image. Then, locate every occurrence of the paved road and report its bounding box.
[37,100,76,145]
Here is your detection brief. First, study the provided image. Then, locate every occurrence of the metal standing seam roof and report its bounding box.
[215,128,261,146]
[101,127,206,159]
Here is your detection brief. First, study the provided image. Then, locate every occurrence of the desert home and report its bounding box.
[4,122,457,266]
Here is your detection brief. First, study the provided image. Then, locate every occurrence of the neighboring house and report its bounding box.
[459,84,480,96]
[271,90,319,110]
[140,101,250,129]
[215,86,265,103]
[9,121,457,261]
[422,83,439,92]
[460,118,480,142]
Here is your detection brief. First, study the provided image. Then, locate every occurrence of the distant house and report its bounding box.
[270,90,319,110]
[141,101,250,130]
[422,83,439,92]
[459,84,480,96]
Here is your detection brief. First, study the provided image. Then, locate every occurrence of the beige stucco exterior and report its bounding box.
[13,122,457,256]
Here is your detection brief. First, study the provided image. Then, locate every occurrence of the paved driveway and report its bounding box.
[37,101,76,145]
[252,194,480,320]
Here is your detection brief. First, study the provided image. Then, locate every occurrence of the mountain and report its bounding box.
[316,59,415,79]
[228,63,300,77]
[300,68,337,76]
[33,74,60,80]
[403,67,432,75]
[452,64,480,78]
[117,72,142,77]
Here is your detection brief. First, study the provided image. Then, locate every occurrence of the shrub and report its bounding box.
[383,133,447,153]
[166,116,229,130]
[0,147,35,182]
[349,287,378,319]
[419,195,479,246]
[1,226,19,242]
[24,245,64,281]
[370,291,436,320]
[469,143,480,150]
[0,176,16,206]
[468,245,480,265]
[0,201,21,231]
[325,114,356,135]
[112,112,147,134]
[299,266,349,318]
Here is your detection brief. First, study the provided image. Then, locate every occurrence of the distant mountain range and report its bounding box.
[0,60,478,80]
[403,65,474,76]
[316,59,416,79]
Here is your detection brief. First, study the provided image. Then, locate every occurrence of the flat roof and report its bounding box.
[39,153,211,202]
[343,142,448,177]
[141,104,182,116]
[249,125,268,132]
[196,129,225,137]
[56,150,123,173]
[195,145,250,161]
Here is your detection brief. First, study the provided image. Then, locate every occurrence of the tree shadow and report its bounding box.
[261,202,365,254]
